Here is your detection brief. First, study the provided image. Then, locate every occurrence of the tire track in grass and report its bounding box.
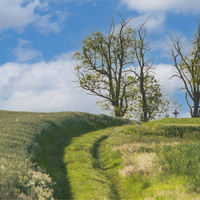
[63,127,122,199]
[91,135,121,199]
[35,114,131,199]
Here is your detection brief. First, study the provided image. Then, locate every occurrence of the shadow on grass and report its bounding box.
[35,129,112,199]
[34,125,97,199]
[33,115,131,199]
[34,129,73,199]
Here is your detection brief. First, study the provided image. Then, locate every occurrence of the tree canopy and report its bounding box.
[73,15,136,117]
[73,14,179,121]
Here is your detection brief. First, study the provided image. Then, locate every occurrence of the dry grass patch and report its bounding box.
[114,140,181,178]
[113,141,181,153]
[119,152,157,177]
[113,142,142,153]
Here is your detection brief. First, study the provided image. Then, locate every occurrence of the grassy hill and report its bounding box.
[1,111,200,199]
[92,118,200,199]
[0,111,130,199]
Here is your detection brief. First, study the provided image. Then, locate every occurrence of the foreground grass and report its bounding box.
[99,118,200,199]
[2,110,200,199]
[0,110,130,199]
[63,117,200,199]
[63,127,127,199]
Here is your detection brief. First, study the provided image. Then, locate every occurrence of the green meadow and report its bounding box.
[1,111,200,199]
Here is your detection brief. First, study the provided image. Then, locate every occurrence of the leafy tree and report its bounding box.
[72,14,136,117]
[73,14,179,120]
[130,19,155,122]
[126,74,181,121]
[124,18,181,121]
[168,21,200,117]
[127,75,163,121]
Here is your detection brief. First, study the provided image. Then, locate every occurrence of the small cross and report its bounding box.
[172,109,179,118]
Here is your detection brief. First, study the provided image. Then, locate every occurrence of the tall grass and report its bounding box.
[99,118,200,199]
[2,110,200,199]
[159,143,200,193]
[0,110,130,199]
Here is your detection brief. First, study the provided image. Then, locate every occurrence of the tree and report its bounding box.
[73,14,178,121]
[124,19,181,121]
[168,21,200,117]
[124,18,169,121]
[72,14,136,117]
[126,74,165,121]
[126,74,181,121]
[130,19,156,122]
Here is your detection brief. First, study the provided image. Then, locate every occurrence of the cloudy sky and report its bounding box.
[0,0,199,117]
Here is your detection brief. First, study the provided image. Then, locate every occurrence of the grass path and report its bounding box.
[36,129,111,199]
[62,125,136,199]
[95,129,135,199]
[63,127,118,199]
[92,135,121,199]
[61,118,200,199]
[35,115,131,199]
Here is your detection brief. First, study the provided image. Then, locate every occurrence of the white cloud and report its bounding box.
[0,62,27,86]
[121,0,200,13]
[180,111,191,118]
[154,64,184,94]
[35,11,67,34]
[0,52,103,114]
[121,0,200,35]
[0,0,42,32]
[0,0,66,34]
[12,38,42,62]
[129,13,165,32]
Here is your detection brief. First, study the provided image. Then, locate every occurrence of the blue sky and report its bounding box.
[0,0,199,118]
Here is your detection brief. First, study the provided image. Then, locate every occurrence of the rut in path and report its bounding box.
[91,135,122,199]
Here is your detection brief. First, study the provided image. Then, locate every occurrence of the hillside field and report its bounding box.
[0,111,130,199]
[0,111,200,199]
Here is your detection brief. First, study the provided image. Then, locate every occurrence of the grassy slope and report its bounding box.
[0,110,130,199]
[60,117,200,199]
[35,113,131,199]
[96,118,200,199]
[1,110,200,199]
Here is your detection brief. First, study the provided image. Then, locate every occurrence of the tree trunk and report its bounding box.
[140,75,148,122]
[193,94,200,117]
[114,110,122,117]
[142,103,148,121]
[112,100,123,117]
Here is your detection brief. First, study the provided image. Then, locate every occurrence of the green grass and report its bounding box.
[0,110,130,199]
[63,128,118,199]
[2,111,200,199]
[94,118,200,199]
[59,117,200,199]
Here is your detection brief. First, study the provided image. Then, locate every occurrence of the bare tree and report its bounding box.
[168,21,200,117]
[127,17,181,122]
